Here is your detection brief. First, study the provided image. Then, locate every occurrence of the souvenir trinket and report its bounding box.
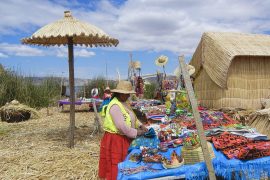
[173,139,183,147]
[159,144,168,152]
[129,153,142,162]
[183,132,200,149]
[141,147,162,163]
[162,150,184,169]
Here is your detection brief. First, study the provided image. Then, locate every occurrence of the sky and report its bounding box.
[0,0,270,80]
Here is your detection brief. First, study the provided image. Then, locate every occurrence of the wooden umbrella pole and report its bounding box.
[178,55,216,180]
[68,37,75,148]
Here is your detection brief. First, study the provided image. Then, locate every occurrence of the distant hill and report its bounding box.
[143,74,177,84]
[26,76,118,87]
[25,76,91,86]
[26,74,177,86]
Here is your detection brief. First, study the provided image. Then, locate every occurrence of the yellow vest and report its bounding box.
[103,97,132,134]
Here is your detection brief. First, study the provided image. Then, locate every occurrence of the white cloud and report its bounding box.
[0,43,45,56]
[0,0,270,56]
[0,43,95,58]
[56,47,96,58]
[105,0,270,54]
[0,0,66,34]
[76,49,95,57]
[0,52,8,58]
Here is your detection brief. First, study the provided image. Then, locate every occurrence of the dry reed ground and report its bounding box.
[0,105,102,179]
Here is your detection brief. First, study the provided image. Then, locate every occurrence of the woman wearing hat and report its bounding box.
[98,81,148,180]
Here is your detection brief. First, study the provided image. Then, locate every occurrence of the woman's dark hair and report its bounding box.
[111,92,120,100]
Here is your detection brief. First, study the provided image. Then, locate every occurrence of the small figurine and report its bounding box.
[162,150,184,169]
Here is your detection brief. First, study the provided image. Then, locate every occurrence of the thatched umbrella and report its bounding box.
[22,11,119,148]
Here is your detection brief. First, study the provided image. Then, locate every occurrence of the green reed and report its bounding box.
[0,65,61,108]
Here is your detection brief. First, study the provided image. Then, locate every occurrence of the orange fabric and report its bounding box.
[98,132,131,180]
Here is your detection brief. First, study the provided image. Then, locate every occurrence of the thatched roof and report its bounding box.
[190,32,270,88]
[22,11,119,47]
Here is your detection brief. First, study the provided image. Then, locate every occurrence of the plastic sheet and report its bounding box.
[118,144,270,180]
[118,147,208,180]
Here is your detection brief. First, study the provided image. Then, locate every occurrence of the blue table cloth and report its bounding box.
[118,145,270,180]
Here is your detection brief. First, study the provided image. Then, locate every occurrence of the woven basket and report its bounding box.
[182,142,215,165]
[162,159,185,169]
[183,143,200,150]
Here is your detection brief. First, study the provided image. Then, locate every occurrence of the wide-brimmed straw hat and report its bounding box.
[173,64,195,77]
[187,65,195,76]
[111,81,136,94]
[155,55,168,67]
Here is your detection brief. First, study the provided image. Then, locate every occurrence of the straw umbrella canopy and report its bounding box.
[22,11,119,148]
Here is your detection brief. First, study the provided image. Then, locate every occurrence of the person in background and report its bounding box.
[98,86,112,112]
[98,81,148,180]
[103,86,112,101]
[91,87,99,99]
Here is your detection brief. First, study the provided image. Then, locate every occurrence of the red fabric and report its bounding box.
[210,132,270,160]
[99,132,131,180]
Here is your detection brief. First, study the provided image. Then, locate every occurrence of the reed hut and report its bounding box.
[190,32,270,110]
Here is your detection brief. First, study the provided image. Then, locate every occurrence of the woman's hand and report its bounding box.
[136,125,148,137]
[139,125,148,132]
[137,129,146,136]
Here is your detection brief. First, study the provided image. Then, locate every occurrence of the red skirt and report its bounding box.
[98,132,131,180]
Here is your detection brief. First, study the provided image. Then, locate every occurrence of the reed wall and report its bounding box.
[194,56,270,110]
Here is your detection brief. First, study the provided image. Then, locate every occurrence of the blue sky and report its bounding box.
[0,0,270,80]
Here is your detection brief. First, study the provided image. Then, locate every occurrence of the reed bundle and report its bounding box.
[0,100,39,122]
[248,108,270,137]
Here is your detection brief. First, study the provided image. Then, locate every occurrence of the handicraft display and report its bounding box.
[141,147,162,163]
[161,150,184,169]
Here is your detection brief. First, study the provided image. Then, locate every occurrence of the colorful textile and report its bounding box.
[135,76,144,96]
[144,128,156,138]
[118,147,209,180]
[212,146,270,180]
[211,132,251,150]
[178,111,238,130]
[205,127,268,140]
[98,98,111,112]
[222,141,270,160]
[162,80,178,90]
[128,135,160,153]
[119,145,270,180]
[99,132,131,180]
[146,114,165,121]
[211,132,270,160]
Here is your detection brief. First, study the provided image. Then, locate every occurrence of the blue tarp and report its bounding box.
[118,147,208,180]
[118,145,270,180]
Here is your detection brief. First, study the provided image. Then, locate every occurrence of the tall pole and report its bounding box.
[128,53,133,81]
[60,71,64,99]
[83,84,86,98]
[179,55,216,179]
[68,37,75,148]
[106,61,108,87]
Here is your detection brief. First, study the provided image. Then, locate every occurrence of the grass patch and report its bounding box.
[0,126,11,136]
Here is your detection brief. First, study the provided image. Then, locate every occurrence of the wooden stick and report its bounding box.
[178,55,216,180]
[68,37,75,148]
[91,100,103,135]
